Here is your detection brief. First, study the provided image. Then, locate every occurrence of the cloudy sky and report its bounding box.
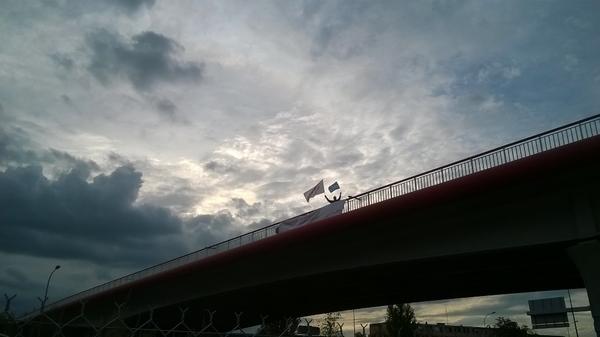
[1,0,599,335]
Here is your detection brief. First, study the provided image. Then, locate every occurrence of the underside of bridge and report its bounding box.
[41,135,600,332]
[142,240,584,330]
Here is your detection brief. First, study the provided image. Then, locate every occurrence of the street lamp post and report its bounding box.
[39,265,60,313]
[483,311,496,327]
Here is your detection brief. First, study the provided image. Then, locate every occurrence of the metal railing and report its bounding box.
[40,113,600,314]
[346,114,600,211]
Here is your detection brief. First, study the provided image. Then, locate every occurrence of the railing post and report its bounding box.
[470,159,475,174]
[537,136,543,153]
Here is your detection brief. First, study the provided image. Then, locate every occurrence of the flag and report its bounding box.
[303,179,324,202]
[328,181,340,193]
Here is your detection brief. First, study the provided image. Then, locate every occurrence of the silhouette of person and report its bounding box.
[324,191,342,203]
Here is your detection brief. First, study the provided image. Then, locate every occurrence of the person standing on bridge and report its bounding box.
[324,192,341,203]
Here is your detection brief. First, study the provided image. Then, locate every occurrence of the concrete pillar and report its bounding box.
[568,240,600,337]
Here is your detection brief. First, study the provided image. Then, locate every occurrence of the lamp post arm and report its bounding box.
[40,266,60,313]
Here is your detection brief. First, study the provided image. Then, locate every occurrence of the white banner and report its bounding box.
[277,200,345,233]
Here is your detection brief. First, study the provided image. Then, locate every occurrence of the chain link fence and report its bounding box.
[1,301,317,337]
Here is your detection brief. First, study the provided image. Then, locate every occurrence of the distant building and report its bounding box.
[414,323,494,337]
[296,325,321,336]
[369,322,563,337]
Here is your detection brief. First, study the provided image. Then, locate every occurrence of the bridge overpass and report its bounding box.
[31,115,600,335]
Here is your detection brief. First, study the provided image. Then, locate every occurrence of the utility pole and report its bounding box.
[568,289,580,337]
[353,309,356,337]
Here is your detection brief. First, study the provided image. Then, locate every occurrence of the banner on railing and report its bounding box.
[277,201,344,233]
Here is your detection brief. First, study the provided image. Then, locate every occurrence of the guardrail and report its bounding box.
[39,113,600,314]
[346,114,600,211]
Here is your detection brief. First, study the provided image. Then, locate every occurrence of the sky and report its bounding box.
[1,0,599,335]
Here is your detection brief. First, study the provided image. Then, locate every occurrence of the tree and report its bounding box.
[321,312,343,337]
[385,304,416,337]
[493,317,535,337]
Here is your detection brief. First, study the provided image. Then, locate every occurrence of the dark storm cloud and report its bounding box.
[0,165,186,266]
[0,127,37,166]
[0,126,98,171]
[186,211,243,248]
[86,30,204,91]
[0,130,247,267]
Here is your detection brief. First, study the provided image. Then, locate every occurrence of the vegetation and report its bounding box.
[385,304,417,337]
[493,317,535,337]
[321,312,343,337]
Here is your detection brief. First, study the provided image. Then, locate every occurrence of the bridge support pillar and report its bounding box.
[568,240,600,337]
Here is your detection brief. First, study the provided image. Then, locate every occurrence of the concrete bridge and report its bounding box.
[34,115,600,336]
